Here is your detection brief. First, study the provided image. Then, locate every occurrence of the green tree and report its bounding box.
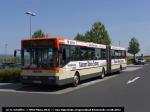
[128,37,140,60]
[32,29,45,38]
[74,33,85,41]
[74,22,111,45]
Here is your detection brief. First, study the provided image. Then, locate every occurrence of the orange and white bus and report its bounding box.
[21,37,127,86]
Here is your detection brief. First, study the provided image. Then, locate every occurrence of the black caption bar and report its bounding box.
[2,107,124,112]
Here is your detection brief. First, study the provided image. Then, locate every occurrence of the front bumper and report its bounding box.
[20,75,59,85]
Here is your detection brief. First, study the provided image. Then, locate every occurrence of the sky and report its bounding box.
[0,0,150,55]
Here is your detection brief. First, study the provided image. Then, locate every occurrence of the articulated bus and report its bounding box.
[21,37,127,86]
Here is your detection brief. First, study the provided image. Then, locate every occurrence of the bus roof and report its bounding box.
[21,37,58,41]
[59,38,106,49]
[22,37,106,49]
[21,37,126,50]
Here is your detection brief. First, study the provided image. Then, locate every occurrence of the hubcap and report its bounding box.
[101,70,105,79]
[74,75,79,86]
[101,72,104,78]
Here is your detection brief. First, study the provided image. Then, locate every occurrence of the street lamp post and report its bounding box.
[5,44,7,63]
[119,41,120,46]
[25,11,36,38]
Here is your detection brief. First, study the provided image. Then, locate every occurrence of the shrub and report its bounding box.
[0,68,21,83]
[127,58,135,65]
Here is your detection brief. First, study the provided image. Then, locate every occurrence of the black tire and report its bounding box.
[73,73,80,87]
[100,68,105,79]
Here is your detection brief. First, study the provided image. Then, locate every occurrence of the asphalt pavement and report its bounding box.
[0,64,149,112]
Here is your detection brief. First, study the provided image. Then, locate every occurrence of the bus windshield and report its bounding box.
[22,48,58,68]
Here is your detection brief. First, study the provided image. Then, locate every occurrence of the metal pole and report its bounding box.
[26,11,36,39]
[30,15,31,38]
[5,44,7,63]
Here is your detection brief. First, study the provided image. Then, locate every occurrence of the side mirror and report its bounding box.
[14,50,17,57]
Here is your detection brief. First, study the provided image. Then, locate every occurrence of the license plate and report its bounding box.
[33,80,42,84]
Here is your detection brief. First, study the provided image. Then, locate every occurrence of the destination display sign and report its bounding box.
[22,40,55,48]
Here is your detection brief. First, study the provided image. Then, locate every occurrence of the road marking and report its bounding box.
[127,77,140,84]
[0,75,118,95]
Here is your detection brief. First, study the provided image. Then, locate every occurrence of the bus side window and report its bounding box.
[124,50,127,58]
[61,45,71,65]
[80,47,89,60]
[114,50,119,59]
[111,50,115,59]
[70,46,76,61]
[65,46,70,63]
[95,48,101,60]
[90,48,95,60]
[60,44,70,67]
[62,49,66,60]
[118,50,122,59]
[75,46,80,61]
[122,50,126,58]
[101,49,106,59]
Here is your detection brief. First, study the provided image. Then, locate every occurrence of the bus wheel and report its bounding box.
[73,73,80,87]
[100,68,105,79]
